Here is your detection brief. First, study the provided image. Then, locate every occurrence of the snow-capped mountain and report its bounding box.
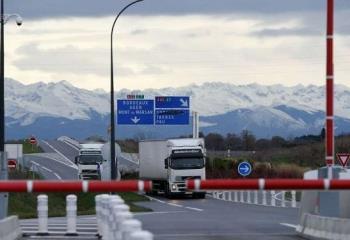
[5,78,350,139]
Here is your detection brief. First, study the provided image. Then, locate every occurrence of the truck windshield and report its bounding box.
[79,155,103,165]
[170,158,204,170]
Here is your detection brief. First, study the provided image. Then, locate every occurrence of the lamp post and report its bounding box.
[110,0,144,180]
[0,0,22,219]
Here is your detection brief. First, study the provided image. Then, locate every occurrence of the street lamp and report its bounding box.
[0,0,22,219]
[110,0,144,180]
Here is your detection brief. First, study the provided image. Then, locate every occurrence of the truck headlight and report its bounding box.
[171,184,177,191]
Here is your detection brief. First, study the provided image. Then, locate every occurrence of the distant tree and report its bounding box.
[271,136,286,148]
[320,128,325,140]
[224,133,242,150]
[241,130,256,151]
[255,139,270,150]
[205,133,225,150]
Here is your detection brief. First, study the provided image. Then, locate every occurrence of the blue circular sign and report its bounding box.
[238,161,252,177]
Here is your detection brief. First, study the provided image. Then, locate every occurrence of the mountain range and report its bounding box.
[5,78,350,140]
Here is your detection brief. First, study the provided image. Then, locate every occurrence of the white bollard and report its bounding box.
[270,191,276,207]
[246,191,251,204]
[254,191,258,205]
[239,191,244,203]
[107,197,126,239]
[281,191,286,207]
[95,194,107,237]
[113,210,133,240]
[37,194,49,236]
[120,219,142,240]
[234,191,238,202]
[111,204,131,239]
[262,191,267,205]
[128,230,154,240]
[100,195,111,239]
[66,194,78,236]
[223,191,227,201]
[228,191,232,201]
[291,191,297,208]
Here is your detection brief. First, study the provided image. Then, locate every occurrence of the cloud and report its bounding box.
[7,0,350,20]
[251,27,322,37]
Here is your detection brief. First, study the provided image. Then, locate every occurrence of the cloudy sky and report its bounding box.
[4,0,350,90]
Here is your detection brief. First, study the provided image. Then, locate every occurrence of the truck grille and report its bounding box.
[175,176,201,181]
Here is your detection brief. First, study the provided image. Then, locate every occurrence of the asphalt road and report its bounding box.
[135,195,302,240]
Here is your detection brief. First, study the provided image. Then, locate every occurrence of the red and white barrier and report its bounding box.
[0,180,152,192]
[186,179,350,191]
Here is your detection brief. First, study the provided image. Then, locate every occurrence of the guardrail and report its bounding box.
[212,190,298,208]
[57,136,81,149]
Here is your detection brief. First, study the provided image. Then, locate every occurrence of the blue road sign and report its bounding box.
[155,109,189,125]
[155,96,190,109]
[238,162,252,177]
[117,100,154,125]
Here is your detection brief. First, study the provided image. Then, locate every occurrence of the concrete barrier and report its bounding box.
[0,216,21,240]
[297,213,350,240]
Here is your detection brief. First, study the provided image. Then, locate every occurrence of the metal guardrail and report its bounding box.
[212,190,298,208]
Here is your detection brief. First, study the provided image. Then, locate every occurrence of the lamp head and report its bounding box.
[15,16,23,26]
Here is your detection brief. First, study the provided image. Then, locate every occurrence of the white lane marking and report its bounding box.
[167,203,183,208]
[30,161,63,180]
[134,211,186,216]
[280,223,297,229]
[146,195,204,211]
[41,140,76,166]
[146,195,166,203]
[54,172,62,180]
[41,166,52,173]
[185,206,203,212]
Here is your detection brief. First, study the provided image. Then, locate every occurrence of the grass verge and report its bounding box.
[9,192,151,219]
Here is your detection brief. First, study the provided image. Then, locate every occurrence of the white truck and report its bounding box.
[139,138,206,198]
[75,144,104,180]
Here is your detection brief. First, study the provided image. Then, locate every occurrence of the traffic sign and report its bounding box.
[155,109,189,125]
[155,96,190,109]
[336,153,350,167]
[238,161,252,177]
[117,100,154,125]
[29,137,37,145]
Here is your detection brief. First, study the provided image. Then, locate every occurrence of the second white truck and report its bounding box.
[139,138,206,198]
[75,144,104,180]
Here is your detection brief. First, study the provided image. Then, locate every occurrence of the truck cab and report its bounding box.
[75,144,104,180]
[164,144,206,198]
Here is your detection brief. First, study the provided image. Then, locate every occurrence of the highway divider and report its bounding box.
[0,216,21,240]
[95,194,153,240]
[297,213,350,239]
[57,136,81,150]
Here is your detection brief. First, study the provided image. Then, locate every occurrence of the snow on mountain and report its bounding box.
[4,78,350,139]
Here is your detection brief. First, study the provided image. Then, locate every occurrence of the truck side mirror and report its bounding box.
[74,156,79,164]
[164,158,168,169]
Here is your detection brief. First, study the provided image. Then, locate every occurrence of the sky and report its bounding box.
[4,0,350,91]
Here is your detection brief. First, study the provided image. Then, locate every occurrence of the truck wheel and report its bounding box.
[193,192,206,199]
[165,184,173,199]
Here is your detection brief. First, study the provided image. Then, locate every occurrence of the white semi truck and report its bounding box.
[139,138,206,198]
[75,144,104,180]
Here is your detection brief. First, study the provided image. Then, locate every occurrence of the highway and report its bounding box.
[20,138,301,240]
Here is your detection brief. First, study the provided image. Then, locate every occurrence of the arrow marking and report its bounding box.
[180,98,188,107]
[131,116,141,124]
